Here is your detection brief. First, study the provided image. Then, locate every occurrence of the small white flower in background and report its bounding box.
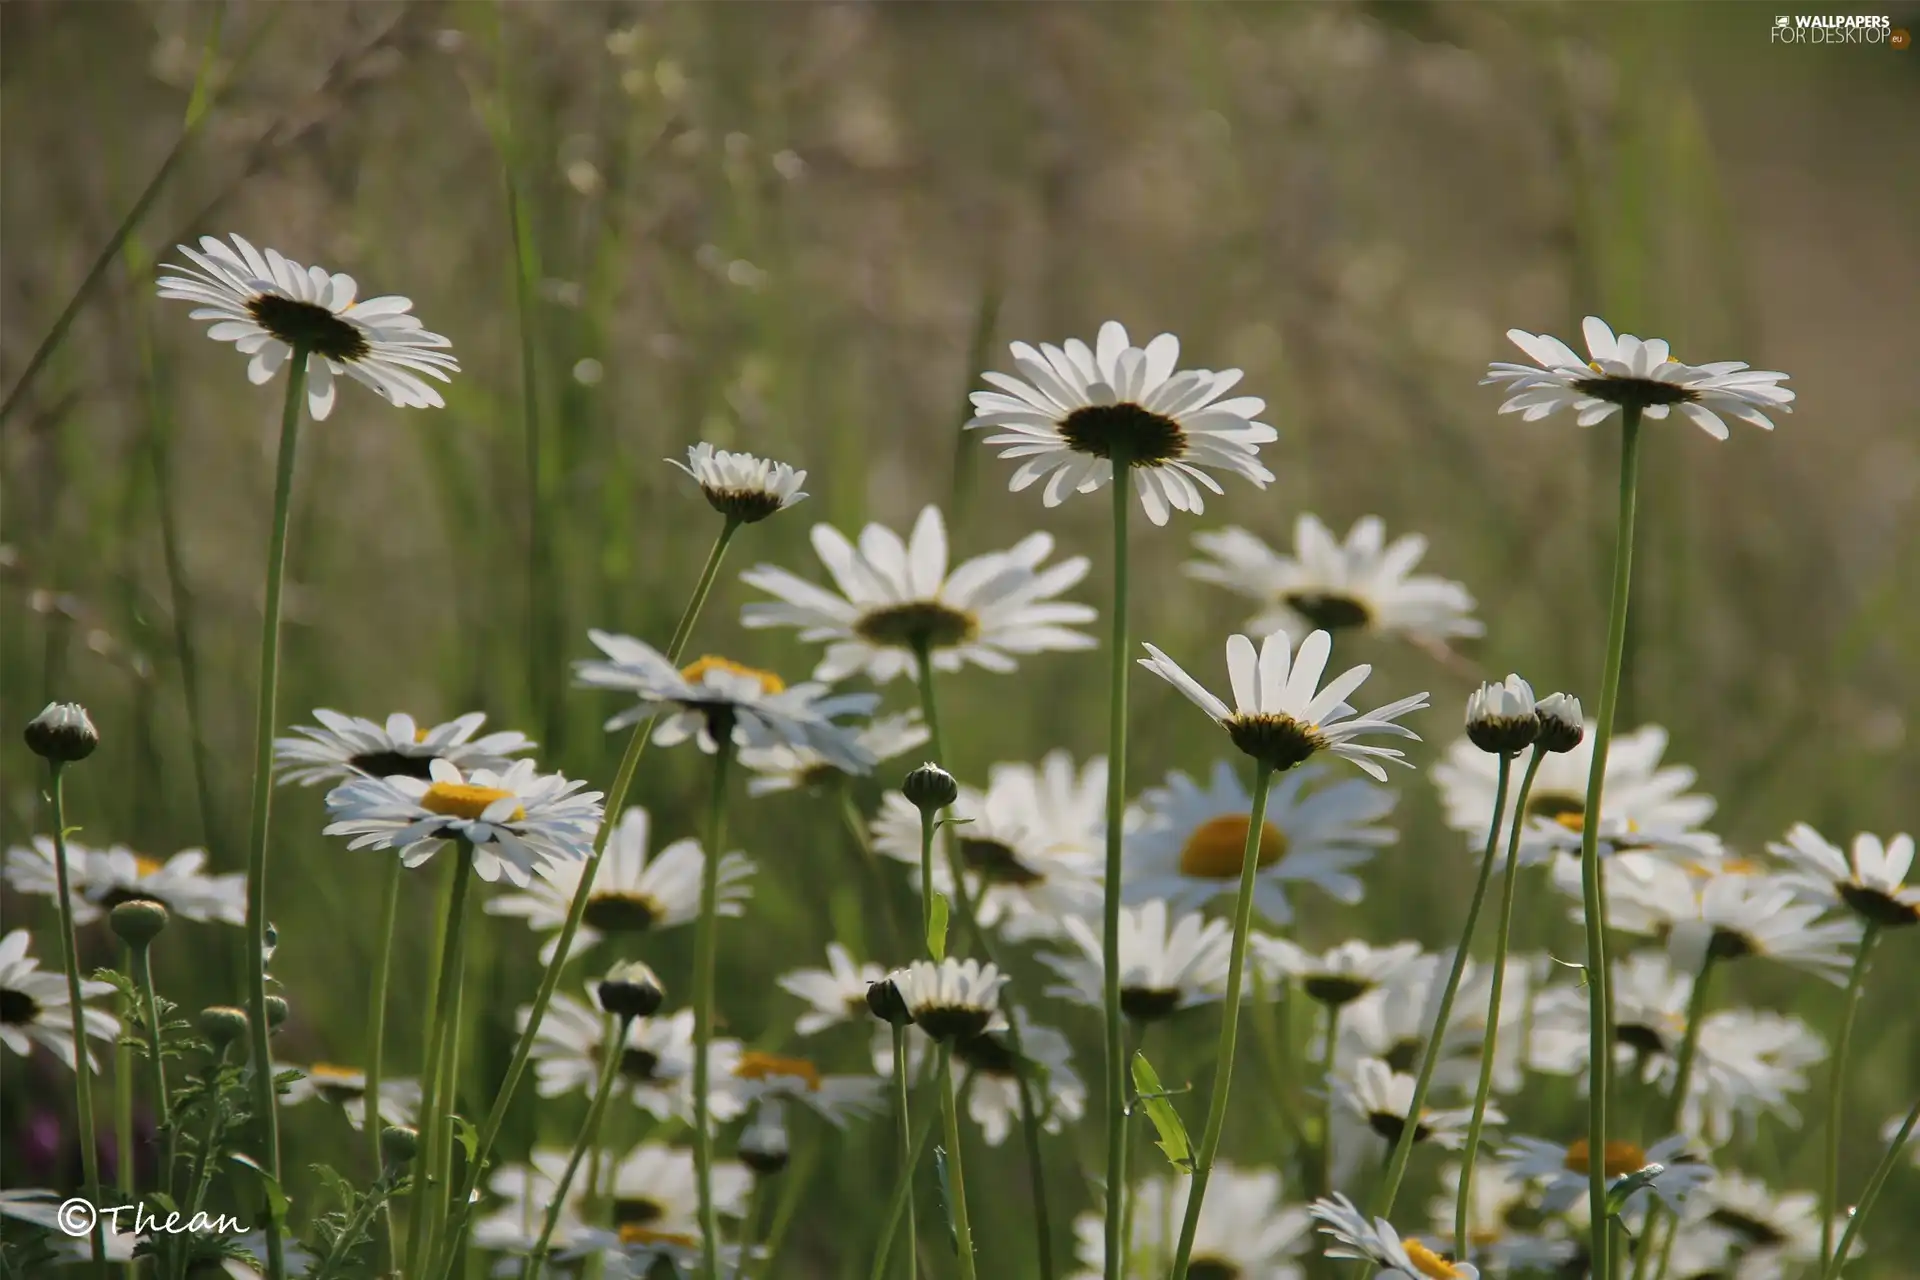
[1124,760,1397,925]
[157,233,459,420]
[740,710,928,796]
[1484,315,1792,439]
[1337,953,1536,1099]
[1256,937,1423,1010]
[871,750,1106,941]
[0,929,118,1071]
[1186,515,1482,645]
[1679,1171,1835,1275]
[778,943,888,1036]
[279,1062,421,1130]
[739,504,1096,684]
[1430,1161,1577,1275]
[547,1142,751,1277]
[968,320,1278,525]
[526,993,743,1125]
[1311,1192,1481,1279]
[879,1008,1084,1146]
[1037,898,1233,1021]
[472,1150,588,1261]
[1069,1164,1312,1279]
[1502,1133,1711,1216]
[1464,674,1539,756]
[723,1050,885,1126]
[486,806,753,963]
[574,634,878,772]
[1139,629,1429,779]
[3,837,246,926]
[1768,822,1919,928]
[669,442,808,524]
[323,758,602,887]
[274,709,533,787]
[1333,1056,1494,1152]
[1882,1111,1920,1168]
[1648,865,1864,984]
[895,957,1006,1042]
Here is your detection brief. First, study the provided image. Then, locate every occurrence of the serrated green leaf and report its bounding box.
[449,1115,478,1167]
[928,893,949,961]
[1131,1052,1193,1173]
[230,1152,290,1223]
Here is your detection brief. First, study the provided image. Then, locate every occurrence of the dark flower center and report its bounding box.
[958,838,1045,886]
[797,762,843,789]
[1188,1260,1241,1280]
[247,294,370,362]
[1303,975,1374,1008]
[584,892,662,934]
[1570,374,1698,410]
[1526,792,1585,822]
[1226,713,1325,773]
[1367,1111,1433,1145]
[1707,1208,1788,1248]
[1837,882,1920,928]
[0,986,39,1025]
[853,600,979,651]
[915,1003,991,1045]
[1706,929,1757,961]
[952,1030,1021,1077]
[1616,1022,1670,1057]
[612,1196,666,1227]
[349,750,439,780]
[1120,987,1183,1022]
[620,1047,663,1081]
[1284,591,1372,632]
[1384,1038,1423,1074]
[702,486,786,525]
[1056,403,1187,467]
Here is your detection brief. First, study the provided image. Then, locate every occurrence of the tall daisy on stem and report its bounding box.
[1483,314,1792,1277]
[157,232,459,1280]
[970,320,1277,1280]
[428,444,805,1274]
[1137,629,1426,1280]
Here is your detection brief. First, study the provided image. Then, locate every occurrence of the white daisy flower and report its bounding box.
[323,758,602,887]
[738,504,1096,684]
[722,1050,886,1126]
[1333,1057,1493,1152]
[669,441,807,524]
[4,837,246,926]
[1255,937,1423,1009]
[279,1062,421,1129]
[472,1150,588,1268]
[1463,675,1540,756]
[526,993,743,1124]
[776,942,888,1036]
[1768,823,1919,929]
[967,320,1278,526]
[0,929,117,1071]
[1682,1172,1831,1276]
[485,806,753,963]
[156,233,458,420]
[1502,1133,1711,1216]
[871,750,1106,941]
[881,1009,1084,1147]
[574,635,878,772]
[1429,1162,1576,1275]
[1650,866,1863,984]
[1483,315,1793,439]
[1123,759,1397,925]
[607,1141,751,1231]
[1139,629,1428,780]
[1187,516,1482,645]
[1431,722,1721,868]
[739,711,929,796]
[1070,1163,1311,1279]
[895,957,1005,1042]
[1037,898,1232,1022]
[1336,953,1537,1098]
[566,1228,745,1280]
[1311,1192,1481,1280]
[274,709,532,787]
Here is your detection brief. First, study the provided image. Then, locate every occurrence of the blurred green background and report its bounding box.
[3,1,1916,1275]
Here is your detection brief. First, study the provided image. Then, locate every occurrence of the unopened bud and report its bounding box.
[24,702,98,764]
[901,762,957,813]
[1535,693,1585,754]
[381,1125,419,1168]
[198,1006,249,1048]
[263,996,290,1031]
[110,900,170,949]
[596,960,666,1021]
[865,974,912,1028]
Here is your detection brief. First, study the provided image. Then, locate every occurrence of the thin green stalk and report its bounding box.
[1641,953,1717,1280]
[47,768,109,1279]
[917,796,938,944]
[1101,457,1133,1280]
[241,349,309,1280]
[1375,753,1512,1217]
[1455,745,1546,1263]
[1820,924,1881,1269]
[892,1024,919,1280]
[524,1013,632,1280]
[433,517,741,1277]
[1578,405,1645,1280]
[410,849,477,1279]
[1824,1097,1918,1280]
[937,1045,979,1280]
[1318,1006,1340,1206]
[364,858,403,1264]
[873,1082,939,1280]
[1168,759,1275,1280]
[130,943,171,1171]
[183,1043,231,1216]
[692,730,737,1280]
[116,1008,135,1203]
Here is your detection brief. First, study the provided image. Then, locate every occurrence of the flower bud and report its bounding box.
[380,1125,419,1169]
[198,1006,249,1048]
[738,1100,790,1175]
[263,995,290,1031]
[1535,693,1585,754]
[24,702,98,764]
[110,900,170,949]
[865,975,913,1028]
[596,960,666,1021]
[1465,674,1539,756]
[901,762,957,813]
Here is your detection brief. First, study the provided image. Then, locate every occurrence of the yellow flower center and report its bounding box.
[1563,1138,1648,1179]
[617,1225,698,1248]
[732,1051,821,1091]
[308,1062,362,1084]
[680,655,785,694]
[133,855,165,877]
[421,781,523,822]
[414,727,431,743]
[1401,1238,1463,1279]
[1178,814,1287,879]
[1687,857,1758,877]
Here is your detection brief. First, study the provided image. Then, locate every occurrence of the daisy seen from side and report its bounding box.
[1768,823,1919,929]
[739,711,928,796]
[4,837,246,926]
[0,929,117,1070]
[1037,898,1232,1023]
[274,709,532,787]
[1311,1192,1480,1280]
[669,442,807,525]
[777,943,888,1037]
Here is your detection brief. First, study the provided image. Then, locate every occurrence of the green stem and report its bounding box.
[1375,752,1512,1218]
[1318,1005,1340,1207]
[47,768,109,1279]
[131,943,171,1169]
[116,1005,135,1202]
[917,796,938,946]
[692,729,736,1280]
[1640,954,1717,1280]
[364,858,402,1266]
[241,349,308,1280]
[873,1075,939,1280]
[1455,745,1546,1263]
[413,847,477,1278]
[184,1044,231,1216]
[1821,924,1881,1270]
[938,1045,979,1280]
[433,517,741,1278]
[1101,458,1132,1280]
[895,1028,918,1280]
[1168,760,1275,1280]
[524,1013,631,1280]
[1824,1097,1919,1280]
[1578,404,1645,1280]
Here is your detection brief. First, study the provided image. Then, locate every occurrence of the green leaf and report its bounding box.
[1131,1052,1194,1173]
[230,1152,290,1223]
[927,893,950,961]
[1605,1164,1666,1221]
[932,1144,958,1254]
[449,1115,479,1168]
